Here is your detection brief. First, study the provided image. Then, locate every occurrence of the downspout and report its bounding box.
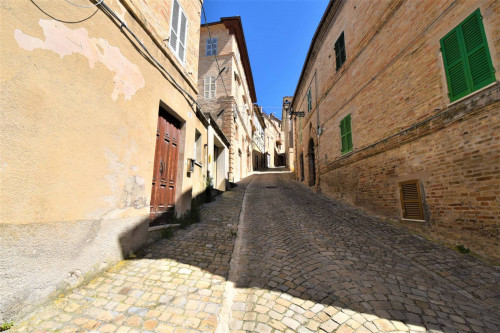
[314,68,320,189]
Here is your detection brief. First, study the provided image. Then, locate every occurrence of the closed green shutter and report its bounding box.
[441,9,495,102]
[461,10,495,91]
[346,114,353,150]
[340,114,352,154]
[441,30,469,101]
[307,89,312,112]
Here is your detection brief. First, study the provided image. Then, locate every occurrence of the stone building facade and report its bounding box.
[0,0,208,321]
[282,96,295,171]
[263,113,285,168]
[252,105,267,170]
[292,0,500,262]
[197,17,257,182]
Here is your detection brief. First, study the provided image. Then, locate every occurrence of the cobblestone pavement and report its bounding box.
[13,171,500,332]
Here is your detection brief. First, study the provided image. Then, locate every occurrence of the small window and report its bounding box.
[339,114,353,154]
[335,32,346,70]
[399,180,424,220]
[204,76,216,99]
[440,9,495,102]
[169,0,188,63]
[307,88,312,112]
[206,38,218,56]
[194,131,202,163]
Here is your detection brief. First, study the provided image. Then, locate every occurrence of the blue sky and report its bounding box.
[202,0,329,119]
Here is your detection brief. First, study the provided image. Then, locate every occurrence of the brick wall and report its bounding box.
[293,0,500,262]
[197,20,255,182]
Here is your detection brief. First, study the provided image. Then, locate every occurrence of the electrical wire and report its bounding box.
[30,0,99,23]
[200,4,231,103]
[97,1,202,111]
[199,0,259,139]
[64,0,103,9]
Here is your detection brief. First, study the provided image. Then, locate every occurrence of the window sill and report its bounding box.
[401,218,426,223]
[447,81,498,107]
[341,149,353,155]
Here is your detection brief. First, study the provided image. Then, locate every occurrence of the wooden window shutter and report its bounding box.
[399,180,424,220]
[204,77,210,98]
[170,0,180,51]
[307,89,312,112]
[212,38,218,55]
[346,114,353,150]
[210,76,216,98]
[441,29,469,101]
[206,38,212,55]
[178,12,187,61]
[461,10,495,91]
[335,32,346,70]
[441,9,495,102]
[340,118,346,152]
[340,114,352,154]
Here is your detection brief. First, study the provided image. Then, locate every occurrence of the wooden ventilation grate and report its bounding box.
[399,180,424,220]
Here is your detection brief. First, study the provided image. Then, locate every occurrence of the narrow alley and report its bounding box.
[13,170,500,333]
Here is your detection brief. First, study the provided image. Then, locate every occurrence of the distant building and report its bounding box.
[263,113,284,168]
[292,0,499,261]
[282,96,295,172]
[197,16,257,182]
[1,0,209,321]
[252,105,267,170]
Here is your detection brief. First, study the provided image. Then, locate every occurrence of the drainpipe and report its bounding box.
[314,69,321,189]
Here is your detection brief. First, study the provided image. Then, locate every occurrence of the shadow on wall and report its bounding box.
[119,171,500,333]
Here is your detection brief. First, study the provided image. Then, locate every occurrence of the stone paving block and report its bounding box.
[319,319,339,332]
[10,173,500,333]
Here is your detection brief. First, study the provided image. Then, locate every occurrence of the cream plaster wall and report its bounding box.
[0,0,204,321]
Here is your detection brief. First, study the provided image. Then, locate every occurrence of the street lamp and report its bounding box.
[283,99,305,118]
[283,100,291,114]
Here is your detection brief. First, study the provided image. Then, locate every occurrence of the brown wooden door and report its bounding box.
[150,111,180,219]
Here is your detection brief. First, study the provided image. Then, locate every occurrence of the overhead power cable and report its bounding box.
[98,1,202,110]
[64,0,103,8]
[30,0,99,23]
[200,2,231,101]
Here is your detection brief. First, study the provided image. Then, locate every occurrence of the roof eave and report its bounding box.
[292,0,337,108]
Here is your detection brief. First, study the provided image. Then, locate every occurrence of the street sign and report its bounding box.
[291,111,305,117]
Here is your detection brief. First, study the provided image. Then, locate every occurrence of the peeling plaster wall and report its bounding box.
[0,0,203,321]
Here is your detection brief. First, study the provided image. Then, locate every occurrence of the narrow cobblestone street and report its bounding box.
[13,171,500,333]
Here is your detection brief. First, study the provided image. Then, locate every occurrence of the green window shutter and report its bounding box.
[340,115,352,154]
[307,89,312,112]
[346,115,353,150]
[441,9,495,102]
[339,118,345,152]
[461,10,495,91]
[441,29,469,101]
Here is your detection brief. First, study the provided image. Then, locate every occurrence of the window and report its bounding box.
[169,0,188,63]
[194,131,202,163]
[206,38,218,56]
[335,32,346,70]
[204,76,216,99]
[339,114,352,154]
[299,117,302,144]
[307,88,312,112]
[440,9,495,102]
[399,180,424,220]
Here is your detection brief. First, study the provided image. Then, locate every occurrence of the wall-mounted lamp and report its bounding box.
[187,158,195,173]
[283,100,291,113]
